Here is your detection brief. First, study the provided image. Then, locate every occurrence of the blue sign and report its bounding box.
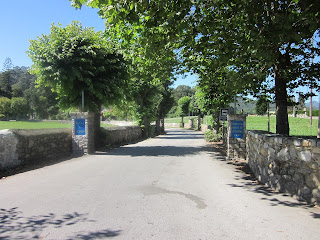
[231,120,244,138]
[75,119,85,135]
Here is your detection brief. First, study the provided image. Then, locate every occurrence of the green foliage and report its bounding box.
[0,97,11,120]
[103,105,134,121]
[172,85,195,103]
[178,96,191,117]
[10,97,29,120]
[255,96,268,115]
[73,0,320,136]
[28,21,128,113]
[204,130,222,142]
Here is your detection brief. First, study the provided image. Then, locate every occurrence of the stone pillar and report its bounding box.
[227,114,247,160]
[196,116,201,131]
[189,118,194,129]
[71,112,95,155]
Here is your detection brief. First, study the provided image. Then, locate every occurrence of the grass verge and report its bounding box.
[0,121,115,130]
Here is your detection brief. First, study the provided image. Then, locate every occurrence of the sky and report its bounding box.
[0,0,196,88]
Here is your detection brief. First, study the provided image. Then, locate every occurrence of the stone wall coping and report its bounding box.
[102,126,141,131]
[246,130,320,146]
[11,128,71,136]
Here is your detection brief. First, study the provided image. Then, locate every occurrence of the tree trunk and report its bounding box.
[87,111,96,154]
[87,105,101,153]
[214,111,221,133]
[142,115,149,138]
[156,117,161,135]
[160,118,165,134]
[274,64,289,135]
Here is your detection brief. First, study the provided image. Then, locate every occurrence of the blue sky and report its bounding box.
[0,0,196,88]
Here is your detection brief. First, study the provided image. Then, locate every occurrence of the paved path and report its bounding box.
[1,128,320,240]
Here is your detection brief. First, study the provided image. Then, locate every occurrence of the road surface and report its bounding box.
[1,128,320,239]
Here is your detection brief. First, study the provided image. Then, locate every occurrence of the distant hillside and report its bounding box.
[229,97,276,114]
[306,101,319,110]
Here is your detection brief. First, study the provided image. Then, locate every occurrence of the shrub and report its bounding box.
[204,129,222,142]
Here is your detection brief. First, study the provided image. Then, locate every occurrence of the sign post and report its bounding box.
[220,108,229,144]
[227,114,247,160]
[72,114,88,155]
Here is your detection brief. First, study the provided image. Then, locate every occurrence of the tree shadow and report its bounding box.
[97,145,212,157]
[0,207,121,239]
[157,131,205,140]
[224,161,320,219]
[0,155,79,180]
[68,230,121,240]
[206,142,320,219]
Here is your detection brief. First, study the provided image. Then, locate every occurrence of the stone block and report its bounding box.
[277,148,290,160]
[298,150,312,162]
[293,139,302,146]
[274,137,283,145]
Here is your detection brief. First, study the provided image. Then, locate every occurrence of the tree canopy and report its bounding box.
[28,21,128,113]
[71,0,320,135]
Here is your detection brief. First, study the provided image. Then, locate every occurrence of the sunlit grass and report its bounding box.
[0,121,115,130]
[165,115,319,136]
[246,115,318,136]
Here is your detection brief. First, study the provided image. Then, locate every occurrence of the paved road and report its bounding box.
[1,128,320,240]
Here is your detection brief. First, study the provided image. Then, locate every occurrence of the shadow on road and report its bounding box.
[158,131,204,140]
[0,207,121,239]
[97,145,213,157]
[223,160,320,219]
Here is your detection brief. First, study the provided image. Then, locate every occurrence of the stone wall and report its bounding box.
[0,125,148,172]
[101,126,143,147]
[247,130,320,205]
[12,129,72,166]
[0,129,72,171]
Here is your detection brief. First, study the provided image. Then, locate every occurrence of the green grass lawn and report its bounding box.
[165,115,319,136]
[246,115,318,136]
[0,121,115,130]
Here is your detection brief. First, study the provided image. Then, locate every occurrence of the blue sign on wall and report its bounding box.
[75,119,86,135]
[231,120,244,138]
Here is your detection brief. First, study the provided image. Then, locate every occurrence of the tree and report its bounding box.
[172,85,195,103]
[71,0,320,136]
[0,58,14,98]
[297,94,306,111]
[154,83,175,134]
[255,96,268,116]
[2,57,13,72]
[0,97,11,120]
[10,97,29,120]
[178,96,191,127]
[28,21,128,151]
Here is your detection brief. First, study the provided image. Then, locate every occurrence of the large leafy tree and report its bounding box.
[71,0,320,136]
[99,7,179,137]
[28,21,128,151]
